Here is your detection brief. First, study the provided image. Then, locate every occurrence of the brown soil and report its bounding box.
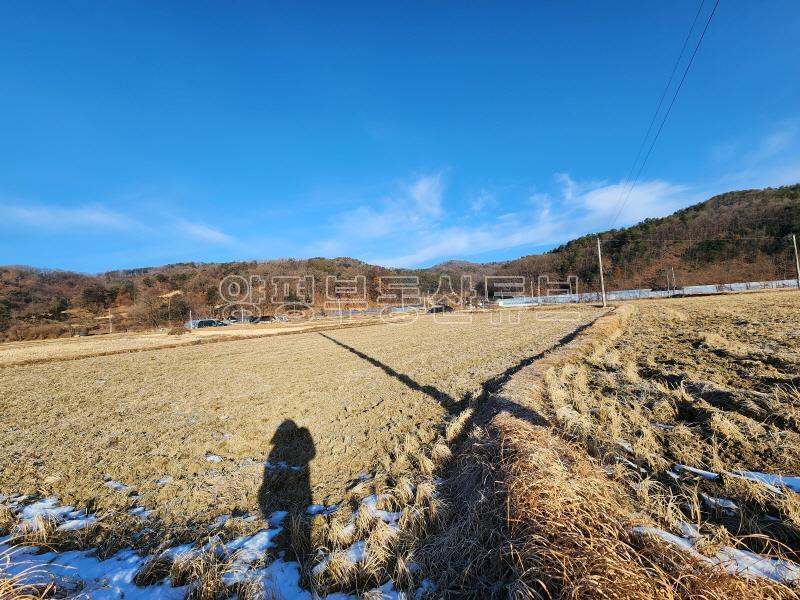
[0,307,602,542]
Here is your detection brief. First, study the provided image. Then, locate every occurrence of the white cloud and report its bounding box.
[554,172,578,201]
[328,172,447,244]
[178,222,236,245]
[0,198,238,247]
[337,206,400,240]
[373,211,562,267]
[339,172,697,268]
[470,189,496,212]
[2,203,138,230]
[572,179,692,226]
[406,172,444,216]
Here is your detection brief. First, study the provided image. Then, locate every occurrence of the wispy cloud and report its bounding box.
[372,209,559,267]
[748,123,798,163]
[711,121,800,190]
[314,171,698,268]
[0,199,238,247]
[1,203,138,230]
[558,174,692,226]
[406,172,444,216]
[470,188,496,212]
[319,172,447,246]
[554,172,578,201]
[178,222,236,245]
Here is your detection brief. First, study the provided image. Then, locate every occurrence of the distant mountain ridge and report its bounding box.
[1,184,798,340]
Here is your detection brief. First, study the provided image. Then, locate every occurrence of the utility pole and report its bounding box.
[671,266,677,293]
[108,308,113,334]
[596,237,607,308]
[793,234,800,290]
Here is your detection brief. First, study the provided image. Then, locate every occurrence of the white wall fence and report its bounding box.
[496,278,800,307]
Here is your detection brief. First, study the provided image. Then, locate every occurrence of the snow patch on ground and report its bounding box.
[103,480,131,492]
[269,510,288,526]
[673,464,720,480]
[632,525,800,584]
[614,455,648,474]
[362,495,402,527]
[616,440,634,453]
[307,504,339,516]
[129,507,151,520]
[415,578,437,598]
[211,514,230,528]
[0,542,190,599]
[701,494,738,513]
[265,460,305,471]
[673,465,800,494]
[59,515,98,531]
[0,493,29,508]
[729,471,800,493]
[0,495,418,599]
[220,529,284,585]
[312,540,368,576]
[15,497,96,532]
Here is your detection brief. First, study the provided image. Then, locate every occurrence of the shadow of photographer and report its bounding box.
[258,419,316,562]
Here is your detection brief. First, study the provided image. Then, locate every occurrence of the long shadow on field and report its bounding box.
[318,333,461,413]
[315,319,600,593]
[258,419,315,561]
[319,318,596,427]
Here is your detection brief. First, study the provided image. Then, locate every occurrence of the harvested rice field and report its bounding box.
[424,290,800,599]
[0,316,384,368]
[3,291,800,599]
[0,306,601,598]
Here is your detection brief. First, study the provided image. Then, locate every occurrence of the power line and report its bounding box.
[615,0,706,213]
[609,0,721,229]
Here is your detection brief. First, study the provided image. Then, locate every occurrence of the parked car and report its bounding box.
[251,316,275,324]
[223,316,250,325]
[185,319,227,329]
[427,304,453,314]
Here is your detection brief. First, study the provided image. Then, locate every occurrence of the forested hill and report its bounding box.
[499,184,800,292]
[1,184,798,340]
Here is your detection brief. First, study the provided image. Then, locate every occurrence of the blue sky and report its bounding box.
[1,1,799,273]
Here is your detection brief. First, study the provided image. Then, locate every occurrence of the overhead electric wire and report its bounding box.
[615,0,706,214]
[609,0,721,229]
